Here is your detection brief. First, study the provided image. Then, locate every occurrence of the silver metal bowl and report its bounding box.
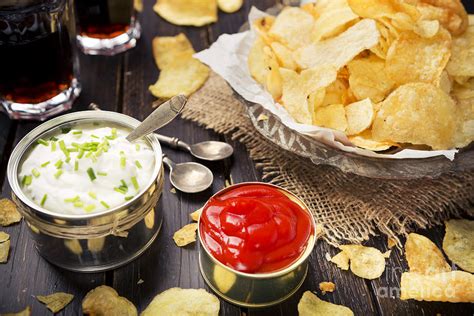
[7,111,164,272]
[198,182,316,308]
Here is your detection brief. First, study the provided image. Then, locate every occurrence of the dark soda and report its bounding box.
[0,0,75,104]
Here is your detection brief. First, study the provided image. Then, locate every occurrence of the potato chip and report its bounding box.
[339,245,386,279]
[348,0,419,20]
[438,70,453,94]
[152,34,194,69]
[413,19,440,38]
[248,38,270,85]
[372,83,458,149]
[268,7,314,49]
[382,250,392,258]
[141,288,220,316]
[280,66,337,124]
[217,0,242,13]
[345,98,375,135]
[153,0,217,27]
[190,208,202,222]
[37,292,74,313]
[413,0,468,36]
[348,54,394,103]
[252,16,275,45]
[270,42,297,70]
[0,198,22,226]
[400,271,474,302]
[2,307,31,316]
[443,219,474,273]
[446,26,474,78]
[173,223,198,247]
[263,46,282,100]
[311,0,359,42]
[134,0,143,12]
[298,291,354,316]
[0,231,10,263]
[319,281,336,294]
[330,251,350,270]
[149,57,209,98]
[294,19,380,70]
[405,233,451,274]
[82,285,137,316]
[349,130,395,151]
[322,79,351,106]
[314,104,348,132]
[385,28,451,86]
[387,237,397,248]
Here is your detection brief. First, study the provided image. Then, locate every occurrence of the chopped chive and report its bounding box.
[91,135,99,139]
[72,130,82,136]
[131,176,139,190]
[22,175,32,186]
[32,168,40,178]
[65,157,71,163]
[50,136,58,141]
[64,196,80,203]
[37,138,49,146]
[120,179,128,188]
[61,127,71,134]
[87,168,96,181]
[51,141,56,152]
[135,160,142,169]
[40,194,47,207]
[105,135,115,140]
[59,140,69,158]
[54,170,63,179]
[74,201,84,207]
[55,160,63,169]
[88,192,97,199]
[135,144,140,151]
[97,172,107,176]
[114,187,127,195]
[124,196,134,201]
[100,201,110,208]
[77,149,85,159]
[85,151,93,158]
[112,128,117,136]
[67,147,78,152]
[84,204,96,212]
[74,160,79,171]
[41,161,50,167]
[120,156,126,168]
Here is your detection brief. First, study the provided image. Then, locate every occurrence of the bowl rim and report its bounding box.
[7,110,163,221]
[197,181,316,279]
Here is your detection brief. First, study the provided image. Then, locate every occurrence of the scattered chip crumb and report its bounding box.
[137,279,144,285]
[315,224,325,238]
[387,238,397,249]
[190,208,202,222]
[36,292,74,313]
[325,252,331,262]
[0,231,10,263]
[173,223,198,247]
[319,281,336,294]
[2,306,31,316]
[383,250,392,258]
[330,251,349,270]
[0,198,22,226]
[257,114,269,121]
[170,188,177,194]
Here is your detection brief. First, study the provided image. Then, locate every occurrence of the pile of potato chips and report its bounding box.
[154,0,243,27]
[248,0,474,151]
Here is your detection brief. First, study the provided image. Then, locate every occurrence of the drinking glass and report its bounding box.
[0,0,81,121]
[75,0,141,55]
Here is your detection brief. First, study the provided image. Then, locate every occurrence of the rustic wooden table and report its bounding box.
[1,1,473,315]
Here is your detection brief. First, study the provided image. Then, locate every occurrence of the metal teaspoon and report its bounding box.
[156,134,233,161]
[162,154,213,193]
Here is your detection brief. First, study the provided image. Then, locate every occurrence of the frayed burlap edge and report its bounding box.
[182,72,474,247]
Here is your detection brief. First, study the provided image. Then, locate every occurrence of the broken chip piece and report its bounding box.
[153,0,217,26]
[443,219,474,273]
[405,233,451,274]
[298,291,354,316]
[141,288,220,316]
[82,285,137,316]
[173,223,198,247]
[330,251,350,270]
[319,281,336,294]
[36,292,74,313]
[0,231,10,263]
[1,306,31,316]
[0,198,22,226]
[339,245,386,279]
[190,208,202,222]
[217,0,243,13]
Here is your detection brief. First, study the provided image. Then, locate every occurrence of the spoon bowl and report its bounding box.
[190,141,234,161]
[163,155,213,193]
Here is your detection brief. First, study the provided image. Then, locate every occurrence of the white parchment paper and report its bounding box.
[194,7,458,160]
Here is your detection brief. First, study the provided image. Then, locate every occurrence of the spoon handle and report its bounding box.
[162,154,176,171]
[156,134,191,152]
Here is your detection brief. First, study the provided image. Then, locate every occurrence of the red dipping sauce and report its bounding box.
[199,184,314,274]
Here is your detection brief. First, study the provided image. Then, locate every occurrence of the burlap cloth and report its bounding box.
[183,72,474,246]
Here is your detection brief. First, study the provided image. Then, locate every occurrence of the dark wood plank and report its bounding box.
[0,52,122,315]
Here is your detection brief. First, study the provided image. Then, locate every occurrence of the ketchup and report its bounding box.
[200,184,314,273]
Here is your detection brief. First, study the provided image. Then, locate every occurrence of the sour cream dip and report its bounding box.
[18,124,155,214]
